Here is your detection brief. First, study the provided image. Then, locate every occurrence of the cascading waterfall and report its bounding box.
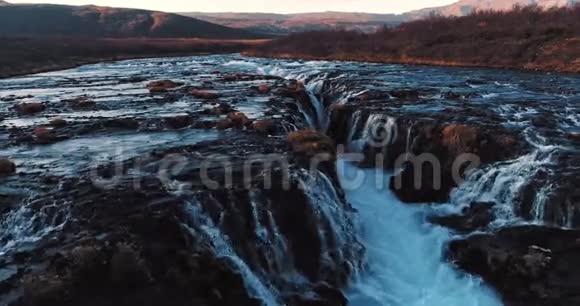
[347,113,398,153]
[296,169,358,268]
[338,160,503,306]
[450,149,557,226]
[184,199,280,306]
[0,199,69,255]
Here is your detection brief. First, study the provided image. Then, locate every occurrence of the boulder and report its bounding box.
[390,122,525,203]
[449,226,580,306]
[64,97,96,110]
[429,202,494,232]
[0,159,16,176]
[33,127,57,144]
[206,102,233,115]
[215,119,233,130]
[165,115,193,129]
[147,80,182,93]
[190,89,219,99]
[288,130,335,158]
[49,117,67,128]
[256,84,271,94]
[14,102,45,114]
[568,132,580,141]
[227,112,250,128]
[251,120,275,134]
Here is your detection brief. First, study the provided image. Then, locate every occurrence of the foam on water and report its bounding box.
[338,160,502,306]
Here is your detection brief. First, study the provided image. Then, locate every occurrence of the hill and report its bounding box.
[182,11,406,35]
[407,0,579,18]
[0,2,262,39]
[184,0,579,35]
[247,6,580,73]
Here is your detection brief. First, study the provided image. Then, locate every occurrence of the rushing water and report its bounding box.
[338,160,502,306]
[1,54,579,305]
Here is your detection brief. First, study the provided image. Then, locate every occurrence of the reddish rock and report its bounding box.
[49,117,67,128]
[215,119,233,130]
[227,112,250,128]
[190,89,219,99]
[33,127,57,144]
[256,84,271,94]
[14,102,45,114]
[0,159,16,176]
[223,74,242,81]
[389,121,525,203]
[147,80,182,93]
[64,97,96,110]
[288,130,335,158]
[251,120,275,134]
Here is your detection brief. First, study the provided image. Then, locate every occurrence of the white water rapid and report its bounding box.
[338,159,503,306]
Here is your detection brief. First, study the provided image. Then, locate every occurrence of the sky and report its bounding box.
[7,0,458,14]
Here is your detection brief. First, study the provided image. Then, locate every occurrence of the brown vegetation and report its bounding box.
[248,6,580,73]
[0,37,269,78]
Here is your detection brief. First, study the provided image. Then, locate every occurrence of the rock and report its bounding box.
[0,159,16,176]
[227,112,250,128]
[568,132,580,140]
[103,118,140,130]
[327,104,354,145]
[215,119,233,130]
[147,80,182,93]
[165,115,193,129]
[49,117,67,128]
[288,130,335,159]
[64,97,96,110]
[390,122,525,203]
[256,84,271,94]
[14,102,45,114]
[206,102,233,115]
[223,74,242,81]
[33,127,57,144]
[429,202,494,232]
[531,116,558,129]
[449,225,580,306]
[190,89,219,99]
[251,120,275,134]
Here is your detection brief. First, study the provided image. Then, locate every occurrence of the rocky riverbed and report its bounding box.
[0,55,579,306]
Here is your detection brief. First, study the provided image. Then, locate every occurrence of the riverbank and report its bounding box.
[247,6,580,74]
[0,37,269,79]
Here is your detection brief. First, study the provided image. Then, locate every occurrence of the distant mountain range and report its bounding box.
[184,0,579,35]
[0,1,261,39]
[409,0,579,18]
[180,12,407,35]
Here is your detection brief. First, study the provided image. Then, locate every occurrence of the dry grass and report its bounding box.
[248,6,580,73]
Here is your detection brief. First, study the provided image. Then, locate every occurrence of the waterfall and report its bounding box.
[347,113,398,153]
[184,199,280,306]
[338,160,503,306]
[450,148,558,227]
[296,169,356,267]
[0,199,69,255]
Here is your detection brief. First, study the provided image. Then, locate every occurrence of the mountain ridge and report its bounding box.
[0,2,263,39]
[183,0,579,34]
